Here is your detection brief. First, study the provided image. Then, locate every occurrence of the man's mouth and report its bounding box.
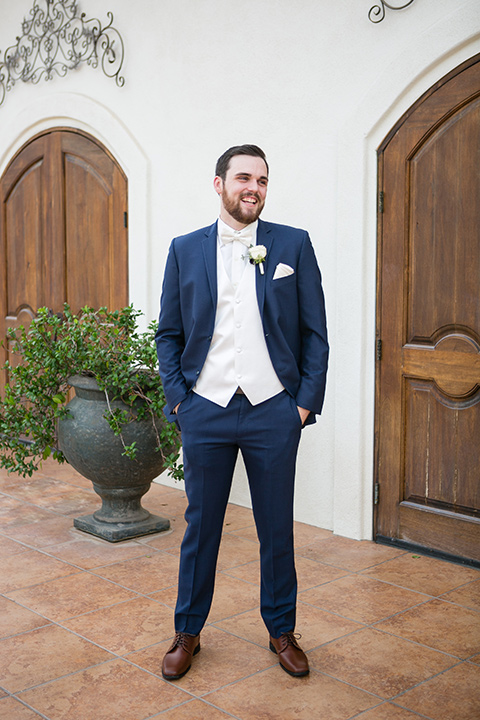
[241,195,258,205]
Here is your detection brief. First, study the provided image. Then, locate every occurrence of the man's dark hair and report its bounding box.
[215,144,269,181]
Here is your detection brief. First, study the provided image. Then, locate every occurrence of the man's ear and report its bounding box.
[213,176,223,196]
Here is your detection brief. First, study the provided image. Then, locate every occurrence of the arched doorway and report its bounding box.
[0,128,128,387]
[375,54,480,564]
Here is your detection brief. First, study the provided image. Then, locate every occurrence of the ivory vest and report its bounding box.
[194,240,284,406]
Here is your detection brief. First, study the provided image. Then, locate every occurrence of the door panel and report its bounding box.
[5,156,46,313]
[0,128,128,392]
[404,380,480,515]
[65,151,112,309]
[62,131,128,311]
[408,100,480,341]
[375,55,480,563]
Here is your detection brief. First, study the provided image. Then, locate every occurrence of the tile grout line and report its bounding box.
[365,624,472,661]
[296,594,435,626]
[347,697,435,720]
[198,664,385,705]
[150,696,244,720]
[0,487,96,512]
[384,657,467,709]
[2,694,52,720]
[6,656,121,698]
[121,651,288,705]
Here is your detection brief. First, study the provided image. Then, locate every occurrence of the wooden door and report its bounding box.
[375,55,480,564]
[0,128,128,387]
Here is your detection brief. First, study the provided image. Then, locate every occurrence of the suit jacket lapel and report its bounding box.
[255,219,274,316]
[202,221,218,309]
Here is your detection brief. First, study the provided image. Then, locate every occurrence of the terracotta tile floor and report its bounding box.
[1,460,479,720]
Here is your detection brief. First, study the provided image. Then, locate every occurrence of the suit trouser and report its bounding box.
[174,389,302,638]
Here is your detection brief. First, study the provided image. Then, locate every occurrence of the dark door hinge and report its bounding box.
[376,338,382,362]
[124,211,128,228]
[374,482,380,505]
[378,191,384,213]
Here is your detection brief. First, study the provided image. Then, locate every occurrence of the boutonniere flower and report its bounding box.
[247,244,267,274]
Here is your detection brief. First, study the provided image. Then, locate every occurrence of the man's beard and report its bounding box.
[222,188,265,225]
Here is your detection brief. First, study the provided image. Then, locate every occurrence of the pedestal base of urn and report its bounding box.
[73,512,171,542]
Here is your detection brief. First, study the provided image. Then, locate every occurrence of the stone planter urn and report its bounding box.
[57,374,170,542]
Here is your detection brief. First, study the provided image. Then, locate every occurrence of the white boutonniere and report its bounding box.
[247,244,267,274]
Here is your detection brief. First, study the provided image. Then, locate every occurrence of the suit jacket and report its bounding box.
[155,219,329,424]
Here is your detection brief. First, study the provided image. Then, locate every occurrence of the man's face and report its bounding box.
[214,154,268,229]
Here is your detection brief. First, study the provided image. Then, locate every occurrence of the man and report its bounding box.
[155,144,328,680]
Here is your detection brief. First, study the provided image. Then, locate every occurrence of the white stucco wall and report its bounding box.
[0,0,478,537]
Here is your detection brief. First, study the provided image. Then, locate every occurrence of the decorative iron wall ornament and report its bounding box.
[0,0,125,107]
[369,0,417,24]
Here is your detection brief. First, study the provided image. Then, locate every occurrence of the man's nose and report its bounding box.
[245,179,260,193]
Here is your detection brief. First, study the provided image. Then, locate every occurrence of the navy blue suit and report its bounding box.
[156,219,328,637]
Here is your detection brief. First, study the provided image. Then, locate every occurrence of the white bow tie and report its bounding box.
[220,227,253,248]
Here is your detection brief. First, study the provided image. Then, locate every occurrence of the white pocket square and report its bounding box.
[273,263,294,280]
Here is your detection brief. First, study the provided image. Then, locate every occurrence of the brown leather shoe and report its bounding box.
[269,632,309,677]
[162,632,200,680]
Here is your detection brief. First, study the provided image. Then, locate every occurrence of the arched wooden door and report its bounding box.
[375,55,480,564]
[0,128,128,388]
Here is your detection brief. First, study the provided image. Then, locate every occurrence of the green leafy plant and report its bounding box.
[0,304,183,480]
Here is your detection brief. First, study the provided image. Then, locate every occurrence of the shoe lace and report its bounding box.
[172,632,194,651]
[280,631,302,650]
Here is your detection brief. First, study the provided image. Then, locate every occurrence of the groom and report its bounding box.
[155,144,328,680]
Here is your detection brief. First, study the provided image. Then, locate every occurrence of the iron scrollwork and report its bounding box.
[369,0,417,24]
[0,0,125,108]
